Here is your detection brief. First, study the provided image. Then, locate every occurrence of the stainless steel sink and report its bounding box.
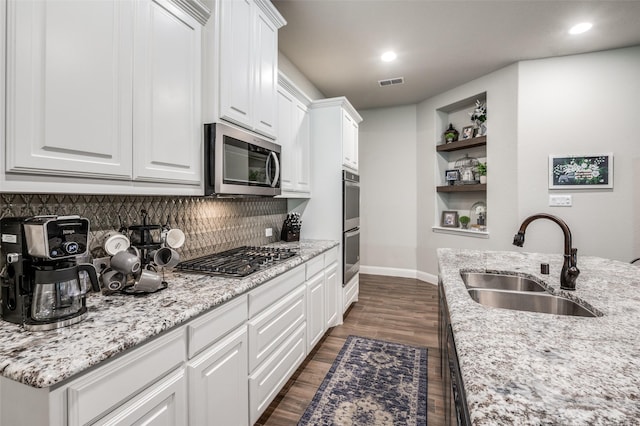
[461,272,547,292]
[467,288,600,317]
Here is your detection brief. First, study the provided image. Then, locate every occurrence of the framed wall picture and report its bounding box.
[461,126,474,140]
[549,153,613,189]
[445,169,460,185]
[441,211,459,228]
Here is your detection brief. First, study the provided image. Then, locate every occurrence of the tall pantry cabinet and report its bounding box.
[304,97,363,315]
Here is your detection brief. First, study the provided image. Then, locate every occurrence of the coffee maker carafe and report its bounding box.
[1,216,99,331]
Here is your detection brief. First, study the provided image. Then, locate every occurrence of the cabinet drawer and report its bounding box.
[93,367,187,426]
[248,285,306,372]
[67,328,185,426]
[248,323,306,425]
[324,246,339,265]
[249,264,305,316]
[187,295,248,358]
[305,255,324,279]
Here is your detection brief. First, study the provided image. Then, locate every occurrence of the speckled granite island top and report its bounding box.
[0,240,338,389]
[438,248,640,425]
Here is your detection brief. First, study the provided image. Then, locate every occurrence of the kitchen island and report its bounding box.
[438,248,640,425]
[0,240,337,389]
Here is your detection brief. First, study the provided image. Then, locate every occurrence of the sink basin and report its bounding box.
[461,272,547,292]
[467,288,600,317]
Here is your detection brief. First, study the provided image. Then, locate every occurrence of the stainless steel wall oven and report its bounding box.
[343,171,360,285]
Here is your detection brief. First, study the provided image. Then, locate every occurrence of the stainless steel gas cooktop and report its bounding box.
[176,246,297,277]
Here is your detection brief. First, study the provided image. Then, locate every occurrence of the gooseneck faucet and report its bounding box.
[513,213,580,290]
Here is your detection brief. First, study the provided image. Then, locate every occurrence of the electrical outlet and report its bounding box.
[93,256,111,272]
[265,227,273,237]
[549,194,572,207]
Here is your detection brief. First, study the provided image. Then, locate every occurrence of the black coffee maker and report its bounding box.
[0,216,99,331]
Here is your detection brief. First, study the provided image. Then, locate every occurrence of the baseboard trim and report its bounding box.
[360,265,437,285]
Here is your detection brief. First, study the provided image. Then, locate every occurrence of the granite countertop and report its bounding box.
[438,248,640,425]
[0,240,338,389]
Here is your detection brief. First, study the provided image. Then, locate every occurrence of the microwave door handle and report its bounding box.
[268,152,280,188]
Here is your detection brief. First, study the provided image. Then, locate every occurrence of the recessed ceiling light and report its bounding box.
[381,51,397,62]
[569,22,593,35]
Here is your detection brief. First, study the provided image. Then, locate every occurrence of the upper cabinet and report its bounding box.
[2,0,210,194]
[277,72,312,197]
[5,0,135,180]
[311,98,362,174]
[132,0,203,185]
[216,0,285,140]
[341,111,359,172]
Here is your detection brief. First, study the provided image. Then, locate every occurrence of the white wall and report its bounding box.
[359,105,418,277]
[516,46,640,261]
[416,64,520,279]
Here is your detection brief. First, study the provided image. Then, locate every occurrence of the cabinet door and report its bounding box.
[5,0,134,179]
[252,5,278,138]
[94,368,187,426]
[277,87,295,192]
[188,326,249,426]
[342,111,356,171]
[294,101,311,193]
[325,262,339,328]
[351,119,359,172]
[132,0,202,184]
[218,0,253,129]
[306,272,325,352]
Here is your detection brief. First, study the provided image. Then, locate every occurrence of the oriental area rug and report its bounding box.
[298,335,428,426]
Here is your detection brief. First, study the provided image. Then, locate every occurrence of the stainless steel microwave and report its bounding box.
[204,123,281,196]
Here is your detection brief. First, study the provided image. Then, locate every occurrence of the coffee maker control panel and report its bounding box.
[23,216,89,260]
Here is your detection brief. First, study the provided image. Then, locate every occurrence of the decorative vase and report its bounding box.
[444,123,459,143]
[480,175,487,184]
[461,223,468,229]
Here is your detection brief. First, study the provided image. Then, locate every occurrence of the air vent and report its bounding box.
[378,77,404,87]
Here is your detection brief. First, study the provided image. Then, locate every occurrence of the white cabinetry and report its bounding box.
[93,368,187,426]
[5,0,134,180]
[132,0,203,184]
[306,98,362,322]
[67,328,186,426]
[277,73,312,197]
[324,248,340,328]
[188,326,248,426]
[216,0,285,139]
[0,250,337,426]
[186,295,248,426]
[2,0,209,194]
[247,264,307,424]
[342,111,359,172]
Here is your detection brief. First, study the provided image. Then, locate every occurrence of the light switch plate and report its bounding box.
[265,228,273,237]
[549,194,572,207]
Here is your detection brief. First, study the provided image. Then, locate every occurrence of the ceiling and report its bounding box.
[272,0,640,110]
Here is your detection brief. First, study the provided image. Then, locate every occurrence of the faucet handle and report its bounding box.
[513,232,525,247]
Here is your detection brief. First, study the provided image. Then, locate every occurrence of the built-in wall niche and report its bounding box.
[434,92,488,238]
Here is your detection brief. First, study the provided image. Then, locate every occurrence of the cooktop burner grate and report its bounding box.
[176,246,298,277]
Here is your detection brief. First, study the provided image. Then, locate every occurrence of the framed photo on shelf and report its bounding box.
[549,153,613,189]
[441,211,459,228]
[445,169,460,185]
[461,126,474,140]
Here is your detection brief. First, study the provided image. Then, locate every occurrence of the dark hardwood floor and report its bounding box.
[256,273,445,425]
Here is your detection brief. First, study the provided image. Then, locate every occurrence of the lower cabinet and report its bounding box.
[248,323,307,424]
[306,271,325,352]
[0,248,339,426]
[343,273,359,314]
[187,325,248,426]
[93,368,187,426]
